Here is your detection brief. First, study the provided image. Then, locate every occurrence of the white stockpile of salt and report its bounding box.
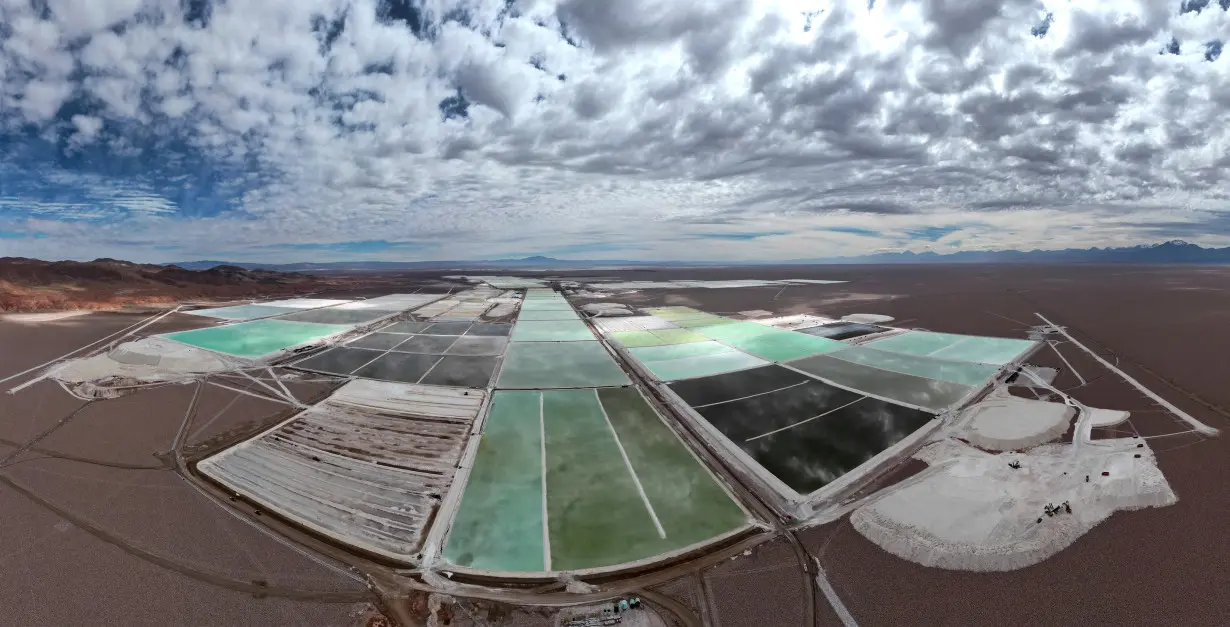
[51,337,242,387]
[957,389,1075,451]
[850,436,1175,572]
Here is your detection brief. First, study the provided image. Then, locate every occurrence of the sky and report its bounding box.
[0,0,1227,263]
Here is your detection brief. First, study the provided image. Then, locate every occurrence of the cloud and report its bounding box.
[0,0,1226,263]
[70,114,104,142]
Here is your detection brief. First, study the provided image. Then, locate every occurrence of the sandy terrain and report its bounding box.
[0,315,379,625]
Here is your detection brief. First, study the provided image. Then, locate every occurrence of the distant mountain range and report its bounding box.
[170,255,686,271]
[172,240,1230,271]
[0,256,321,312]
[801,240,1230,265]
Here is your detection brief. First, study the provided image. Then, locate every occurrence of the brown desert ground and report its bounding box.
[2,264,1229,625]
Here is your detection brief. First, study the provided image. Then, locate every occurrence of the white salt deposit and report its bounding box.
[738,309,774,318]
[51,337,243,386]
[852,437,1175,572]
[581,303,633,317]
[958,390,1074,451]
[1086,408,1131,427]
[2,311,92,322]
[751,314,837,330]
[842,313,894,323]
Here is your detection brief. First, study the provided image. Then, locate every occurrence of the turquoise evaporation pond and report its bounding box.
[825,346,1001,386]
[628,341,733,362]
[517,309,582,321]
[519,301,575,311]
[866,331,1036,366]
[442,388,747,573]
[497,341,630,388]
[510,319,596,342]
[642,350,769,381]
[162,319,351,358]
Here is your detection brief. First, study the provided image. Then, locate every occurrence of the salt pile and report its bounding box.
[581,303,633,317]
[750,314,837,330]
[842,313,894,324]
[851,437,1175,571]
[958,391,1074,451]
[48,337,244,396]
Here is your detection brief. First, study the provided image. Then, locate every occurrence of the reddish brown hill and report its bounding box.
[0,257,335,312]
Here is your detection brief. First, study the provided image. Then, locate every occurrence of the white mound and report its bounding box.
[52,337,242,385]
[852,437,1175,572]
[1086,408,1131,427]
[959,393,1074,451]
[1012,365,1058,387]
[581,303,633,317]
[1,311,93,323]
[751,314,837,330]
[842,313,894,323]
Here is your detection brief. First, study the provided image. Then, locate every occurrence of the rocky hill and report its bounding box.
[0,257,329,312]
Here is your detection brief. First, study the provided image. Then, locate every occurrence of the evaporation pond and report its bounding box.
[276,308,398,325]
[185,304,299,321]
[419,356,498,388]
[627,341,732,363]
[394,335,460,354]
[517,309,582,321]
[443,388,745,572]
[667,364,813,407]
[798,322,888,340]
[347,333,412,351]
[496,341,629,389]
[353,352,441,383]
[826,346,1000,386]
[789,354,973,412]
[382,321,433,334]
[445,336,507,356]
[292,346,385,375]
[163,320,350,358]
[610,328,708,348]
[465,323,512,337]
[867,331,1035,365]
[692,321,780,342]
[420,322,474,335]
[695,379,934,493]
[722,330,845,361]
[641,351,768,382]
[510,320,595,342]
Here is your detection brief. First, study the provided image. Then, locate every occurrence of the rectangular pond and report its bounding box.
[720,329,846,361]
[680,374,935,494]
[667,364,813,407]
[797,322,889,341]
[517,309,582,321]
[275,307,399,325]
[824,346,1001,387]
[441,387,747,572]
[510,319,596,342]
[637,350,768,382]
[162,320,350,358]
[865,331,1036,365]
[184,304,299,321]
[787,353,975,412]
[496,341,629,389]
[609,328,708,348]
